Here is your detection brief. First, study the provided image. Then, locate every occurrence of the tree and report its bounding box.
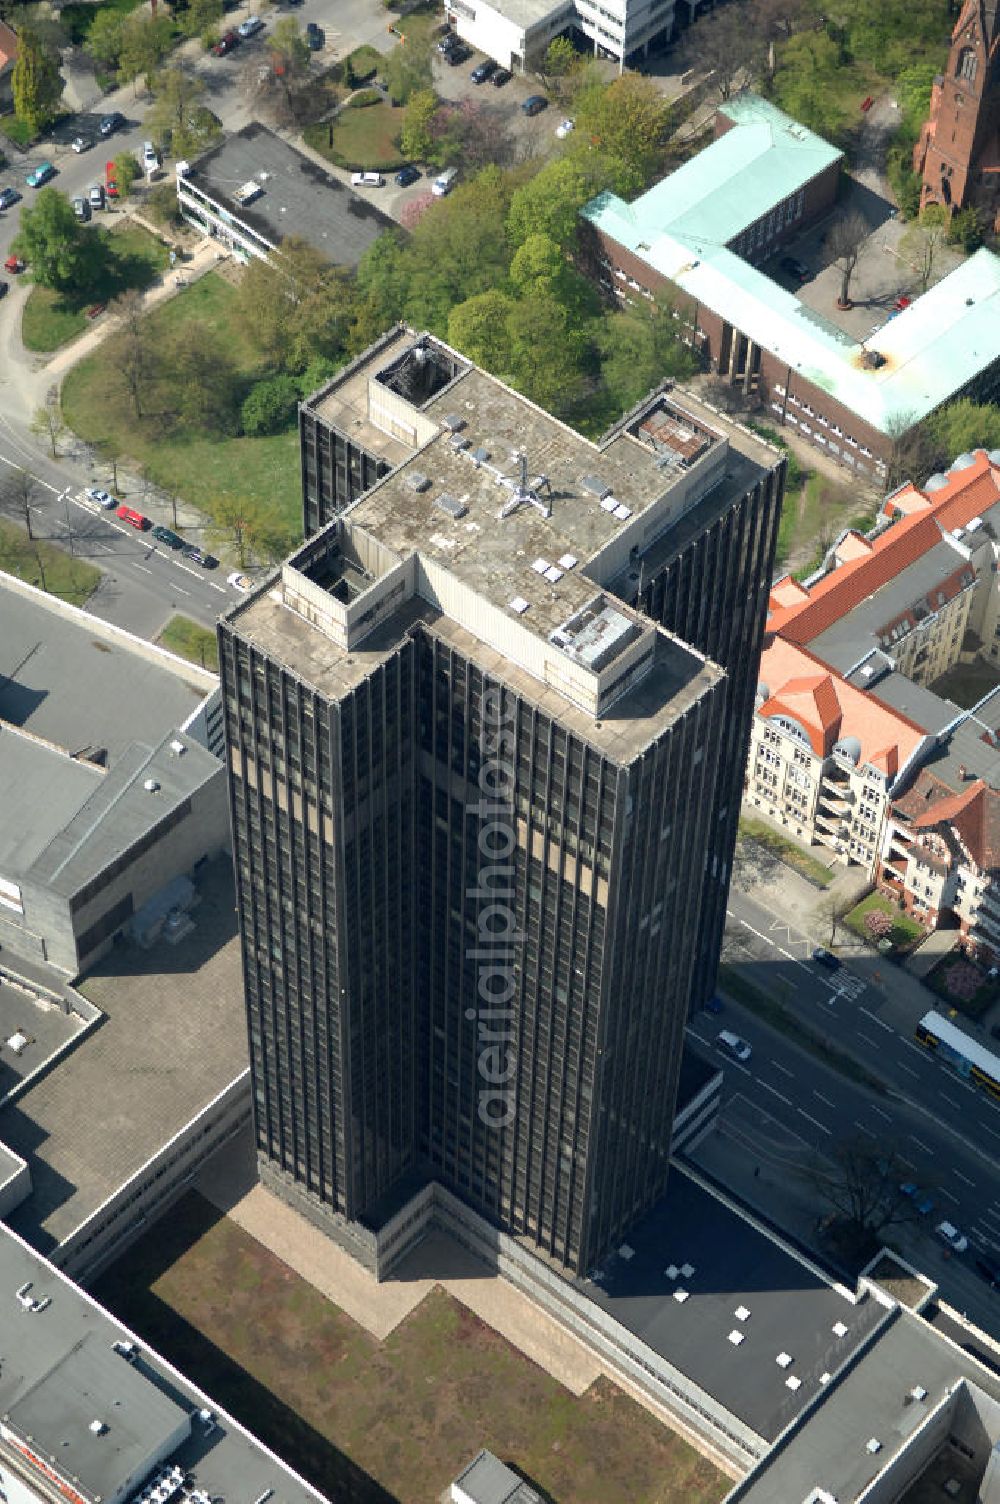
[12,27,62,135]
[29,386,65,459]
[925,400,1000,465]
[883,408,937,492]
[113,152,142,199]
[95,436,124,492]
[86,9,128,70]
[400,87,438,161]
[678,2,762,101]
[237,235,355,371]
[252,17,311,123]
[949,206,985,253]
[804,1137,919,1259]
[12,188,89,291]
[506,149,635,249]
[382,29,433,104]
[596,290,697,417]
[864,908,893,941]
[543,35,577,79]
[1,467,38,539]
[181,0,223,39]
[161,320,240,434]
[147,66,220,158]
[447,289,516,374]
[241,375,300,436]
[450,99,517,172]
[770,30,844,139]
[506,293,587,415]
[206,494,258,568]
[118,14,174,93]
[828,210,869,308]
[112,288,153,418]
[816,888,852,946]
[901,205,949,293]
[573,74,672,186]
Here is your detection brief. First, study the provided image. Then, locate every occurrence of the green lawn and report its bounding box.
[0,519,100,605]
[304,99,406,171]
[845,892,924,951]
[95,1193,727,1504]
[738,816,833,888]
[21,223,172,353]
[60,273,302,538]
[0,115,34,148]
[157,615,219,672]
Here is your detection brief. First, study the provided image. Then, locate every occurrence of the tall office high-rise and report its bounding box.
[222,330,783,1277]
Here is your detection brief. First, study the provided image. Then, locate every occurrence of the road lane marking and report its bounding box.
[868,1105,892,1122]
[209,581,226,593]
[856,1031,878,1047]
[757,1080,793,1107]
[939,1091,960,1109]
[898,1062,920,1078]
[981,1124,1000,1142]
[859,1007,893,1033]
[953,1169,975,1187]
[813,1091,837,1109]
[854,1121,876,1136]
[734,916,814,974]
[771,1060,794,1078]
[937,1188,959,1205]
[173,585,190,596]
[910,1134,932,1153]
[133,563,153,574]
[798,1109,832,1135]
[900,1038,928,1058]
[687,1029,711,1046]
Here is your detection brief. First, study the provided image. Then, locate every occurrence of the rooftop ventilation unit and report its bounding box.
[405,471,431,493]
[143,779,161,793]
[442,413,465,433]
[169,739,186,756]
[509,596,529,614]
[471,446,490,464]
[233,180,263,206]
[435,493,467,520]
[910,1385,928,1401]
[451,434,471,451]
[924,473,949,491]
[582,474,612,499]
[89,1420,107,1436]
[866,1438,882,1455]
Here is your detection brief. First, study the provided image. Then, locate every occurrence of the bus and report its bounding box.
[915,1010,1000,1100]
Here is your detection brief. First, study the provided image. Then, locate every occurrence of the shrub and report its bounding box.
[241,374,300,436]
[348,88,382,109]
[864,909,893,941]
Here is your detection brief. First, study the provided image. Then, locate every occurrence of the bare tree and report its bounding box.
[678,1,763,101]
[828,210,869,308]
[95,436,124,493]
[29,386,65,459]
[815,886,852,946]
[112,288,152,419]
[901,207,949,294]
[1,466,38,539]
[802,1137,919,1253]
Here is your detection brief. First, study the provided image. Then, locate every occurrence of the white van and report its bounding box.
[351,171,384,188]
[432,166,458,197]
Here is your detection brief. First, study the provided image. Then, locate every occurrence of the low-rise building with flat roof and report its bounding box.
[581,95,1000,476]
[0,1217,330,1504]
[0,573,227,980]
[176,122,396,268]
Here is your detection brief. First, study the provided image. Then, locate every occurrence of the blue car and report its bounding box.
[900,1182,935,1216]
[395,165,420,187]
[25,161,55,188]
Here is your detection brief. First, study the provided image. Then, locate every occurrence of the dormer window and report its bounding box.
[957,46,977,83]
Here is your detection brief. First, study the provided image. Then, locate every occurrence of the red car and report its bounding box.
[105,162,119,199]
[212,29,238,54]
[116,505,150,530]
[860,95,874,112]
[3,255,24,274]
[894,294,911,311]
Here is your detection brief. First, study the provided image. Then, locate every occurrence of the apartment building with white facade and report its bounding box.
[443,0,675,71]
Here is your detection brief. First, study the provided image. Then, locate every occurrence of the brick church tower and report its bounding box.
[914,0,1000,231]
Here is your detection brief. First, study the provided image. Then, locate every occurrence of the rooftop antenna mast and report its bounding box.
[498,448,553,520]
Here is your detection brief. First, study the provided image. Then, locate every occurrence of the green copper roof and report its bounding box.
[582,94,1000,434]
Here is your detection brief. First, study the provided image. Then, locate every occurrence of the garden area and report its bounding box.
[61,272,302,547]
[844,892,925,953]
[157,615,219,672]
[21,222,171,353]
[925,948,1000,1024]
[94,1192,727,1504]
[737,816,833,888]
[0,518,100,605]
[304,96,407,173]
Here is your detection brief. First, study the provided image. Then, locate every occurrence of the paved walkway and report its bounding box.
[195,1138,741,1477]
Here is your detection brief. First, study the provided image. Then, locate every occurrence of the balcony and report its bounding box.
[818,790,852,816]
[815,809,847,834]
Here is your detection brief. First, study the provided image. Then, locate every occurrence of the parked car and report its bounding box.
[106,163,120,199]
[351,171,384,187]
[72,196,90,221]
[0,187,20,209]
[71,135,91,154]
[974,1255,1000,1288]
[860,95,874,112]
[3,254,25,273]
[85,488,117,510]
[446,43,471,65]
[811,946,841,970]
[716,1029,752,1063]
[89,182,105,210]
[437,32,459,54]
[152,525,186,548]
[143,140,158,172]
[780,254,811,282]
[936,1220,969,1253]
[395,165,421,187]
[470,58,497,83]
[900,1182,935,1216]
[432,166,458,197]
[237,15,264,37]
[705,995,724,1015]
[99,111,124,138]
[491,67,513,87]
[521,94,548,116]
[25,162,55,188]
[228,572,253,592]
[555,117,574,138]
[183,544,219,568]
[894,294,911,310]
[306,24,323,49]
[212,29,239,54]
[116,505,150,530]
[0,279,7,298]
